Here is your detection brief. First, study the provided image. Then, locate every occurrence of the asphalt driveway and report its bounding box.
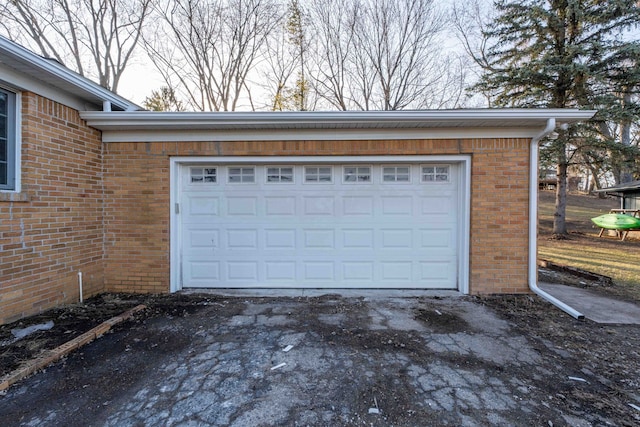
[1,293,639,426]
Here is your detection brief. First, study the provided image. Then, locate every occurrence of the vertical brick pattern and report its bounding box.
[103,138,531,296]
[0,93,104,324]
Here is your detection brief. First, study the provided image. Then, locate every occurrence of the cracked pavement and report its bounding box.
[0,294,633,426]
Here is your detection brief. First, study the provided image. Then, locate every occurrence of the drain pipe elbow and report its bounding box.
[529,118,584,320]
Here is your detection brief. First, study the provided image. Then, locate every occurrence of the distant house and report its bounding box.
[0,36,596,324]
[538,168,583,192]
[599,180,640,210]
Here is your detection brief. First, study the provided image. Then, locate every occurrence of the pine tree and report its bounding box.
[475,0,640,236]
[143,87,185,112]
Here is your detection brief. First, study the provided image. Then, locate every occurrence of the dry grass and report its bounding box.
[538,190,640,301]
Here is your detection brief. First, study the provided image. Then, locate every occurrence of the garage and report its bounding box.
[175,157,469,291]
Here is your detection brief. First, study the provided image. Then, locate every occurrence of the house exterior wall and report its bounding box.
[102,138,531,295]
[0,92,104,324]
[623,192,640,210]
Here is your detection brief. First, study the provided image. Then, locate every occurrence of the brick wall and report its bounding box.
[0,93,104,324]
[103,138,532,295]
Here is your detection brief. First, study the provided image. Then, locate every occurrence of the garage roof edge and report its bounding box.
[80,109,597,132]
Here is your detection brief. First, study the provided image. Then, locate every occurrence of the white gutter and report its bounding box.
[79,108,598,131]
[529,118,584,319]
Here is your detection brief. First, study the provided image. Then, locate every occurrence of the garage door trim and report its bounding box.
[170,155,471,293]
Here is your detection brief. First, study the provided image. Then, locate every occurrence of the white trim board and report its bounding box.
[170,155,471,294]
[103,127,544,143]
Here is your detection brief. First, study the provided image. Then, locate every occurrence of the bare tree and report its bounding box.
[307,0,363,110]
[0,0,151,92]
[260,0,318,111]
[359,0,446,110]
[260,21,299,111]
[144,0,281,111]
[308,0,460,111]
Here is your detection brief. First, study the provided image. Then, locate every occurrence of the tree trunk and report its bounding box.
[553,160,568,235]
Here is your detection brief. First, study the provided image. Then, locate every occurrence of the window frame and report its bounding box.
[304,165,333,184]
[421,164,451,183]
[0,86,19,192]
[265,166,295,184]
[342,165,372,184]
[189,166,218,184]
[382,165,412,184]
[227,166,256,184]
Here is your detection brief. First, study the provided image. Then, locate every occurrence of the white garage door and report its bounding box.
[179,162,460,289]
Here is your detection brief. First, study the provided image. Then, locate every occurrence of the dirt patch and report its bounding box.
[478,294,640,425]
[414,308,469,333]
[0,293,222,378]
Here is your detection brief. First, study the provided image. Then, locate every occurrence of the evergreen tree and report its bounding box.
[475,0,640,236]
[143,87,185,112]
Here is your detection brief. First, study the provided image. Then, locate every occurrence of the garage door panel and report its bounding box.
[264,229,296,248]
[381,196,413,215]
[303,196,335,215]
[265,262,296,280]
[380,229,413,248]
[180,163,460,289]
[419,228,455,249]
[226,197,258,216]
[343,262,375,280]
[381,262,413,281]
[342,229,374,248]
[265,196,296,215]
[420,261,456,281]
[304,262,335,280]
[343,196,374,216]
[185,195,220,217]
[227,262,259,280]
[226,229,258,249]
[185,228,219,249]
[303,229,335,249]
[421,196,456,214]
[187,261,220,281]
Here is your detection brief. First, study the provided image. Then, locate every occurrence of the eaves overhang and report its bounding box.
[597,180,640,194]
[80,109,597,143]
[0,36,141,112]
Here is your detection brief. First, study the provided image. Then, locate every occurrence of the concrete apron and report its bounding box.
[539,282,640,324]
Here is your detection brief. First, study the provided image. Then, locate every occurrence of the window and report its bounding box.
[305,166,332,183]
[343,166,371,183]
[228,167,255,183]
[422,165,450,182]
[0,88,17,191]
[190,167,217,183]
[382,166,410,182]
[267,167,294,183]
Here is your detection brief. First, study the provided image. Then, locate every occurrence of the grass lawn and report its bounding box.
[538,190,640,301]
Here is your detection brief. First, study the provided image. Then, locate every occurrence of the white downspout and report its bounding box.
[529,118,584,319]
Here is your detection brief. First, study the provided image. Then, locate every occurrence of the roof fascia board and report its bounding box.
[100,127,543,143]
[81,108,597,130]
[597,181,640,192]
[0,63,100,111]
[0,37,139,111]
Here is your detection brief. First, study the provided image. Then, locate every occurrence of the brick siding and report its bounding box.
[103,138,532,296]
[0,93,104,324]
